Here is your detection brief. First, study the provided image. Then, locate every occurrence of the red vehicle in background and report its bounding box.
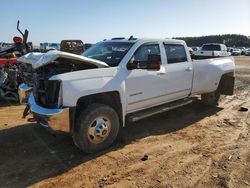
[0,21,30,65]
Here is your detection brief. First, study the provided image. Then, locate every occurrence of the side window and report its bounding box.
[164,44,187,64]
[134,44,160,62]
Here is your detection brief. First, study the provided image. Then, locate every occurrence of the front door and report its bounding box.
[125,43,168,113]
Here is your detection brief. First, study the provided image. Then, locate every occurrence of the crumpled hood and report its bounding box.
[17,50,109,69]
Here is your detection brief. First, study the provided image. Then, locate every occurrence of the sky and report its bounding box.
[1,0,250,44]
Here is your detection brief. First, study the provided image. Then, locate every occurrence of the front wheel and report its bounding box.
[73,103,120,153]
[201,90,220,106]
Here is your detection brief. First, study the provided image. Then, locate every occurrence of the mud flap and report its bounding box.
[220,75,235,95]
[22,104,30,118]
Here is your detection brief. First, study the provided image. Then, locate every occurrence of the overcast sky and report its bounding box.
[1,0,250,44]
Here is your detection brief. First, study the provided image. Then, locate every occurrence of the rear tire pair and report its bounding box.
[201,90,220,106]
[73,104,119,153]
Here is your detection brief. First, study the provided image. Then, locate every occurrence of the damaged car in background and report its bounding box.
[0,20,32,101]
[20,37,235,153]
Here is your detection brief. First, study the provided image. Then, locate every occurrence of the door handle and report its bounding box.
[185,67,193,71]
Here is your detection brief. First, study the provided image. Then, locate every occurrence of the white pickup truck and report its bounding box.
[19,38,235,153]
[193,43,231,59]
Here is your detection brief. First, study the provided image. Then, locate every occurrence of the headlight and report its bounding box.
[35,79,61,108]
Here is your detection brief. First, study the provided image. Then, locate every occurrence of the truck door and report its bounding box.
[125,43,169,112]
[162,43,193,100]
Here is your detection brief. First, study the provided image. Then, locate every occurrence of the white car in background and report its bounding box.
[193,43,230,59]
[191,46,200,51]
[239,47,246,55]
[231,48,241,56]
[245,48,250,56]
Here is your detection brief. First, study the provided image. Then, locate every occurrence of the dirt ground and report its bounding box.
[0,56,249,188]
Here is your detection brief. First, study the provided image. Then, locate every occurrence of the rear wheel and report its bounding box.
[73,103,119,153]
[201,90,220,106]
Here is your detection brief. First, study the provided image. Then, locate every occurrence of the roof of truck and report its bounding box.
[104,38,185,44]
[202,43,225,46]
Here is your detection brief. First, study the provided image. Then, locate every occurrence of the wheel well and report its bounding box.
[74,91,122,130]
[218,72,235,95]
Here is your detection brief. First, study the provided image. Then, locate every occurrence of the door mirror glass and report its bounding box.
[127,57,138,70]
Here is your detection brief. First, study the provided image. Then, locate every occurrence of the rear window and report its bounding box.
[164,44,187,64]
[202,45,221,51]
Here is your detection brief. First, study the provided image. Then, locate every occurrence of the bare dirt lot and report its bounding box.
[0,56,249,188]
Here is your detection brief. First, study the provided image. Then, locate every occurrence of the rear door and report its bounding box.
[162,43,193,100]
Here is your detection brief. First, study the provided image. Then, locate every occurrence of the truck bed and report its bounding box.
[191,57,235,95]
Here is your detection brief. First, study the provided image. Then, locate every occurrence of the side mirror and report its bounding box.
[127,54,161,71]
[127,58,138,70]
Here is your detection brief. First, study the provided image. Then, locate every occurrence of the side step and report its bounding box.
[127,98,195,122]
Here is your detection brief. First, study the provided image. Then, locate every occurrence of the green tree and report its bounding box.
[174,34,250,47]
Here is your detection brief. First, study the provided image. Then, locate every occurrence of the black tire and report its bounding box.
[201,90,220,106]
[73,103,119,153]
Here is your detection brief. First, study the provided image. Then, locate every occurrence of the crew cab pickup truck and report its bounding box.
[19,38,235,153]
[193,43,231,59]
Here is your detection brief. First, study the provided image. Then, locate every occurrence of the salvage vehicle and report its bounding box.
[46,43,60,51]
[245,48,250,56]
[0,21,31,101]
[193,43,230,59]
[0,42,13,51]
[20,38,235,153]
[60,40,85,54]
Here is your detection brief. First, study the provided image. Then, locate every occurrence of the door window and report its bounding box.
[164,44,187,64]
[134,44,161,62]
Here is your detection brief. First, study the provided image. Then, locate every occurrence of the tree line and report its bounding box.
[174,34,250,47]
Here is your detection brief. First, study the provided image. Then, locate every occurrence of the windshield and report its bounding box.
[81,41,134,67]
[202,44,221,51]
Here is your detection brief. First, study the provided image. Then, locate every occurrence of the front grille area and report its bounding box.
[31,57,99,109]
[34,79,61,108]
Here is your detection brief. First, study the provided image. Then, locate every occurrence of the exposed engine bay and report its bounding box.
[18,50,108,107]
[32,57,99,108]
[35,57,99,78]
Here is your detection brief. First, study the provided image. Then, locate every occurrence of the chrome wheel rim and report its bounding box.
[87,116,111,144]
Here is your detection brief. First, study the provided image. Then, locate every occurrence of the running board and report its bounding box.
[127,98,195,122]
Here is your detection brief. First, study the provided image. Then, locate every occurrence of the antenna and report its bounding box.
[128,35,134,40]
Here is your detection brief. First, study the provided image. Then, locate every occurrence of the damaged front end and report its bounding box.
[21,50,108,132]
[18,50,108,104]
